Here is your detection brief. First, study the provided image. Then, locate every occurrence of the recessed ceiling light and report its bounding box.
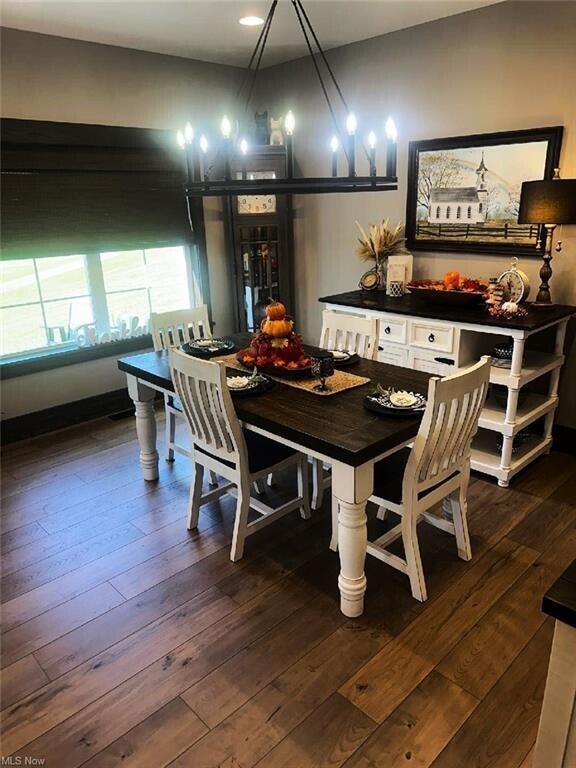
[239,16,264,26]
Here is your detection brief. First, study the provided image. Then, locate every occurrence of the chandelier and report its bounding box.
[176,0,398,197]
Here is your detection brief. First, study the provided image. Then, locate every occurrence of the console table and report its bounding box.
[320,291,574,487]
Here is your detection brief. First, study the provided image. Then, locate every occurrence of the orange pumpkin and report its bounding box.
[261,317,294,337]
[266,301,287,321]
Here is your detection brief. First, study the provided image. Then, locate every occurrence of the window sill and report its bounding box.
[1,335,153,380]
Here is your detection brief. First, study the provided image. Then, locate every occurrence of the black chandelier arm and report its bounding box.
[243,1,278,114]
[236,0,277,107]
[185,175,398,196]
[290,0,347,153]
[294,0,349,114]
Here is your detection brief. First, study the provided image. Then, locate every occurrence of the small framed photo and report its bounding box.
[405,126,563,256]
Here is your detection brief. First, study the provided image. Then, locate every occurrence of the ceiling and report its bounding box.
[0,0,504,68]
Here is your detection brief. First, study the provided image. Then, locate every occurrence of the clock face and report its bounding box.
[499,269,530,303]
[238,195,276,215]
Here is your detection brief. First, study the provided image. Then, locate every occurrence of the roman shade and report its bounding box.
[0,119,195,260]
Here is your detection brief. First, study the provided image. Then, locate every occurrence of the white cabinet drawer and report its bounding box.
[408,348,456,377]
[409,320,454,353]
[378,315,407,346]
[377,343,409,368]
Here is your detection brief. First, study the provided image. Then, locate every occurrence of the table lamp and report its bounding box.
[518,170,576,307]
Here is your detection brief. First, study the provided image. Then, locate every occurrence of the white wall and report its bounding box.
[0,27,240,419]
[255,0,576,427]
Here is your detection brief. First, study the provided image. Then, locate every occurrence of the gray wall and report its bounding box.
[0,27,241,419]
[255,0,576,427]
[2,2,576,426]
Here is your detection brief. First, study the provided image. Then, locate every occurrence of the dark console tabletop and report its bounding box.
[320,291,575,332]
[543,559,576,628]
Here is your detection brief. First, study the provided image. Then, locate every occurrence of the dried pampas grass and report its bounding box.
[355,219,407,263]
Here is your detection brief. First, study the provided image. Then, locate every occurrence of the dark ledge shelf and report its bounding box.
[543,559,576,629]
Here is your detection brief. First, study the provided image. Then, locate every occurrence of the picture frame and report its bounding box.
[405,126,563,256]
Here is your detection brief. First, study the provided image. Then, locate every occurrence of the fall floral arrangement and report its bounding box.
[237,301,311,371]
[355,219,408,285]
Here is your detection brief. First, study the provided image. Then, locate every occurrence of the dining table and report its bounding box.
[117,332,431,617]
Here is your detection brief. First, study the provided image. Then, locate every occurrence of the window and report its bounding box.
[446,206,451,220]
[479,202,483,213]
[1,245,201,362]
[456,206,461,219]
[436,206,441,219]
[467,206,472,219]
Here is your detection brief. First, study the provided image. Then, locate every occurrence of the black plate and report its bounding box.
[328,351,360,368]
[227,375,274,398]
[363,392,426,418]
[181,338,235,358]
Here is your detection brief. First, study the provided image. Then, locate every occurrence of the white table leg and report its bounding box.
[332,461,373,617]
[127,374,159,481]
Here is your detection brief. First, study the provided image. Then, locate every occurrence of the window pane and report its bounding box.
[1,304,46,356]
[35,255,89,301]
[107,290,150,329]
[0,260,40,307]
[44,298,94,342]
[101,250,146,292]
[145,246,190,313]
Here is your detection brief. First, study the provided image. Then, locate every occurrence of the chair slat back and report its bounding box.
[151,306,212,351]
[169,349,247,468]
[319,310,379,360]
[405,357,490,495]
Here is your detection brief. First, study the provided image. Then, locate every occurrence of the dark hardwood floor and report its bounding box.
[1,408,575,767]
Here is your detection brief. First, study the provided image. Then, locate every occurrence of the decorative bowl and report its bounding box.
[407,285,487,306]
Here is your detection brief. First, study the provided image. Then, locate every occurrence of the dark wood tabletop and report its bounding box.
[320,290,576,332]
[543,558,576,629]
[118,333,431,467]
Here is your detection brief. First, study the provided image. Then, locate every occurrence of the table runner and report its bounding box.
[217,353,371,396]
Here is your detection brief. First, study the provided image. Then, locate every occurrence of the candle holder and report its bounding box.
[311,352,335,392]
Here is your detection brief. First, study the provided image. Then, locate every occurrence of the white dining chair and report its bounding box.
[150,306,213,465]
[170,349,310,561]
[312,309,380,512]
[331,356,490,602]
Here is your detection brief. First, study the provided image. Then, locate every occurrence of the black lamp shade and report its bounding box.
[518,179,576,225]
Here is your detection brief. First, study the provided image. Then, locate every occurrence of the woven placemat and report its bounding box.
[217,354,371,396]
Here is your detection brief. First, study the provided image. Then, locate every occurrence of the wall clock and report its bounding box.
[498,257,531,303]
[238,194,276,215]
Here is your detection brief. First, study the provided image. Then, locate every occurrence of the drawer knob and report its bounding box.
[385,326,391,335]
[428,333,435,343]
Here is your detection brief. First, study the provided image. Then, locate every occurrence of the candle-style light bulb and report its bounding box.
[176,130,185,149]
[346,114,357,176]
[184,122,194,144]
[330,135,339,177]
[199,135,208,154]
[385,117,398,177]
[285,110,295,136]
[367,131,377,177]
[239,138,248,180]
[385,117,397,142]
[221,115,232,139]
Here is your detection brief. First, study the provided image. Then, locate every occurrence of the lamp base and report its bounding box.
[530,301,556,310]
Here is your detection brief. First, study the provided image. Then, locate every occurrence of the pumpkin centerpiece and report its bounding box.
[260,302,294,338]
[237,300,311,373]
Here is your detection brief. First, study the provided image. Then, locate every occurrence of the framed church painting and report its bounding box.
[405,126,563,256]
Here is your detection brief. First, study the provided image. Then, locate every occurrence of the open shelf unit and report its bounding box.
[490,351,564,387]
[479,392,558,436]
[471,429,552,484]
